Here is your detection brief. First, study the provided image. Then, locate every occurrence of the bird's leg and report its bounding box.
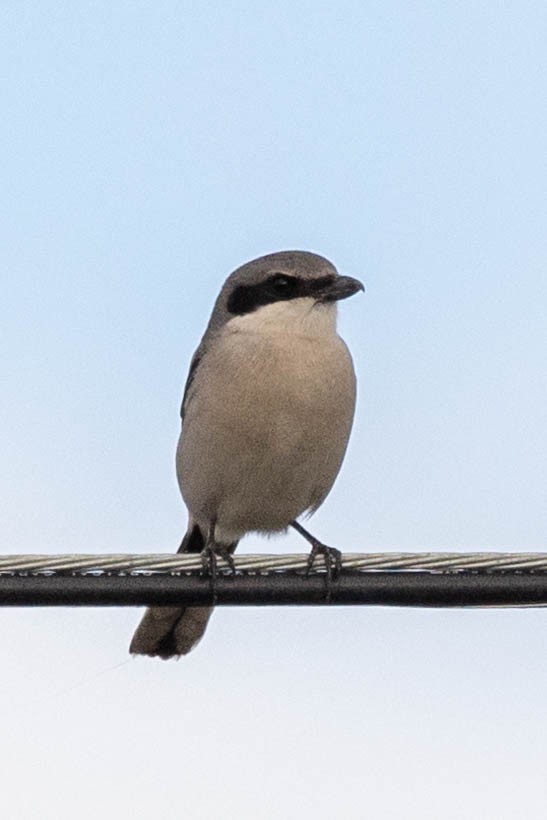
[290,520,342,601]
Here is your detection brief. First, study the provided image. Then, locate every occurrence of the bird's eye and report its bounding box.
[270,273,296,293]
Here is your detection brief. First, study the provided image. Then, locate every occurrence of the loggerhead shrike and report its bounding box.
[130,250,363,659]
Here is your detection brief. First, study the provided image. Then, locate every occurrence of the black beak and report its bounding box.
[320,275,365,302]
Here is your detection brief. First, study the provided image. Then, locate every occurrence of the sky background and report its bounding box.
[1,2,546,818]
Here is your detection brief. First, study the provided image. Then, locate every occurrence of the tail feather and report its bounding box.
[129,524,237,659]
[129,604,214,659]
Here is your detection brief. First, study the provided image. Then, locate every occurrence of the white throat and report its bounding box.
[226,297,338,338]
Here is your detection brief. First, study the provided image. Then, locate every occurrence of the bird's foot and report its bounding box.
[306,542,342,603]
[200,543,236,578]
[291,520,342,576]
[200,543,237,605]
[305,542,343,580]
[291,520,343,601]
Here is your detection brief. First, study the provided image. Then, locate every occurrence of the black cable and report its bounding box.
[1,570,546,608]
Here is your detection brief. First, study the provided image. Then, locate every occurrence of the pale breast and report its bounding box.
[177,315,356,539]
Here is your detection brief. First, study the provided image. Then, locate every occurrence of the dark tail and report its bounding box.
[129,524,234,660]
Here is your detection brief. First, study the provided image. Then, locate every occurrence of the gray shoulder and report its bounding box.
[179,279,234,419]
[180,341,206,421]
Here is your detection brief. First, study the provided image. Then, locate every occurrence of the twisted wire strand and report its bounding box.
[0,552,546,575]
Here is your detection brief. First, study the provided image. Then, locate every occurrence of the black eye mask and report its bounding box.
[227,273,336,316]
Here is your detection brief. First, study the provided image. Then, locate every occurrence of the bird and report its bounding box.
[129,250,363,659]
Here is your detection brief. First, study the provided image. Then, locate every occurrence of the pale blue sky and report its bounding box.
[1,2,546,818]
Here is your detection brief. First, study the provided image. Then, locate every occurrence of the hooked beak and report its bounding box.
[319,275,365,302]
